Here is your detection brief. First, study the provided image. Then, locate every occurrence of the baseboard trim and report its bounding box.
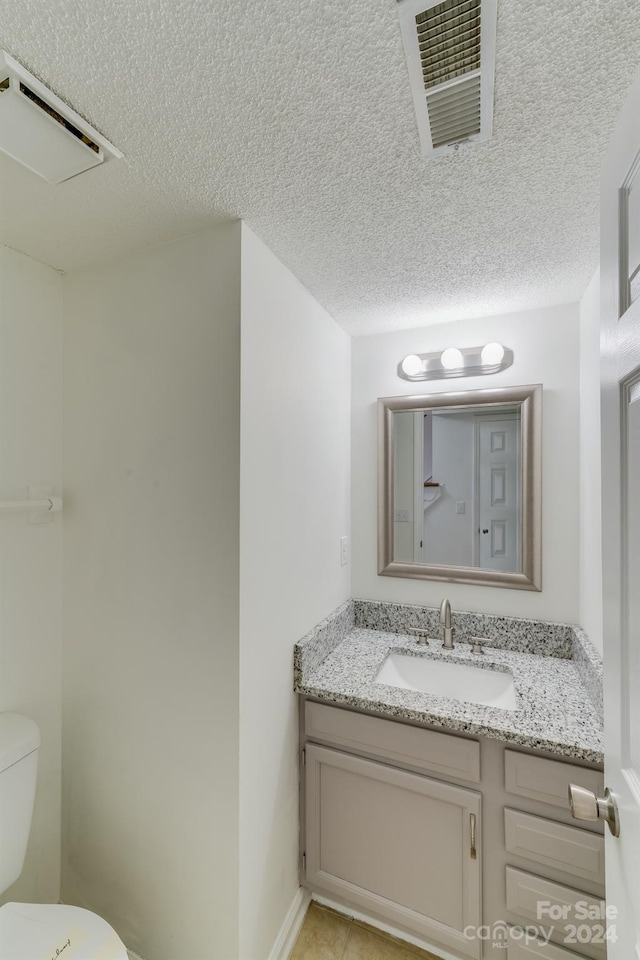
[267,887,311,960]
[312,892,460,960]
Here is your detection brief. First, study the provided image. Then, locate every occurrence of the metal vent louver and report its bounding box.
[397,0,497,157]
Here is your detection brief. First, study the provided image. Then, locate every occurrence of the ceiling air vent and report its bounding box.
[397,0,497,157]
[0,50,122,183]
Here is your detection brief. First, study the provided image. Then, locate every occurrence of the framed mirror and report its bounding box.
[378,384,542,590]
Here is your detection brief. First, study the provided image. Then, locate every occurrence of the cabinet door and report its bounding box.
[304,744,482,959]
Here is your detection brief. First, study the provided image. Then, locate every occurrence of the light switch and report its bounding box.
[394,509,410,522]
[456,501,466,514]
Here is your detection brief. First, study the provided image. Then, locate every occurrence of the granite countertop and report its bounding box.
[295,617,604,764]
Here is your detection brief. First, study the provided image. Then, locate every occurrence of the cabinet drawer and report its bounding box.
[507,932,585,959]
[305,744,481,959]
[505,867,606,960]
[505,809,605,887]
[305,700,480,782]
[505,751,603,810]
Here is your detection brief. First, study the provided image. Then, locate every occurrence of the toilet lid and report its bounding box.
[0,902,129,960]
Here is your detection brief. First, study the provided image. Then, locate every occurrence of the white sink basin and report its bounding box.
[375,652,517,711]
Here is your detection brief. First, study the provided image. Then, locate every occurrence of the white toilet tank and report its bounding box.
[0,713,40,895]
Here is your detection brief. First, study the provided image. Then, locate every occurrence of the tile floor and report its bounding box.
[290,903,443,960]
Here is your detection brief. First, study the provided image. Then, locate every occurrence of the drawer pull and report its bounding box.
[470,813,477,859]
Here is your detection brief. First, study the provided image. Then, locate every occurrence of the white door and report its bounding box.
[599,66,640,958]
[476,417,520,572]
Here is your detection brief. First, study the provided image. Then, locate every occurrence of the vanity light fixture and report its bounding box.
[440,347,464,370]
[480,341,505,366]
[400,354,424,377]
[398,343,513,381]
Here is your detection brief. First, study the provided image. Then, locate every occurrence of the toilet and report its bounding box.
[0,713,128,959]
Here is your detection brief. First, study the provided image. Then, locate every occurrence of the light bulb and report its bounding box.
[401,354,423,377]
[481,342,505,366]
[440,347,464,370]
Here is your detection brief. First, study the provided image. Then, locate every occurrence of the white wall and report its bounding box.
[352,304,581,622]
[239,224,351,959]
[0,246,63,906]
[579,269,603,653]
[62,225,241,960]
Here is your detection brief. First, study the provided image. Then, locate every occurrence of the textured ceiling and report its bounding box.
[0,0,638,334]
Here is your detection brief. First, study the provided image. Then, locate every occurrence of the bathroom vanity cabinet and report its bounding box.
[299,698,606,960]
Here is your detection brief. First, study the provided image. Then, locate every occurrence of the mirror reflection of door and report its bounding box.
[476,416,521,572]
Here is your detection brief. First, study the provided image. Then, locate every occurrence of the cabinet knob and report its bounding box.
[568,783,620,837]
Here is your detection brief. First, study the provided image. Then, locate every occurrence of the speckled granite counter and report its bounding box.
[294,601,604,765]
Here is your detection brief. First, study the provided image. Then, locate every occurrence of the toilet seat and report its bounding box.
[0,902,128,960]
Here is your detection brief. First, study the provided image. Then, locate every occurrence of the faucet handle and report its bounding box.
[470,637,487,654]
[408,628,430,646]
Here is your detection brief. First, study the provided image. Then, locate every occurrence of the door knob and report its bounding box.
[568,783,620,837]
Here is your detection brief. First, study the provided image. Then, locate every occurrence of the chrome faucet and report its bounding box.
[440,598,454,649]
